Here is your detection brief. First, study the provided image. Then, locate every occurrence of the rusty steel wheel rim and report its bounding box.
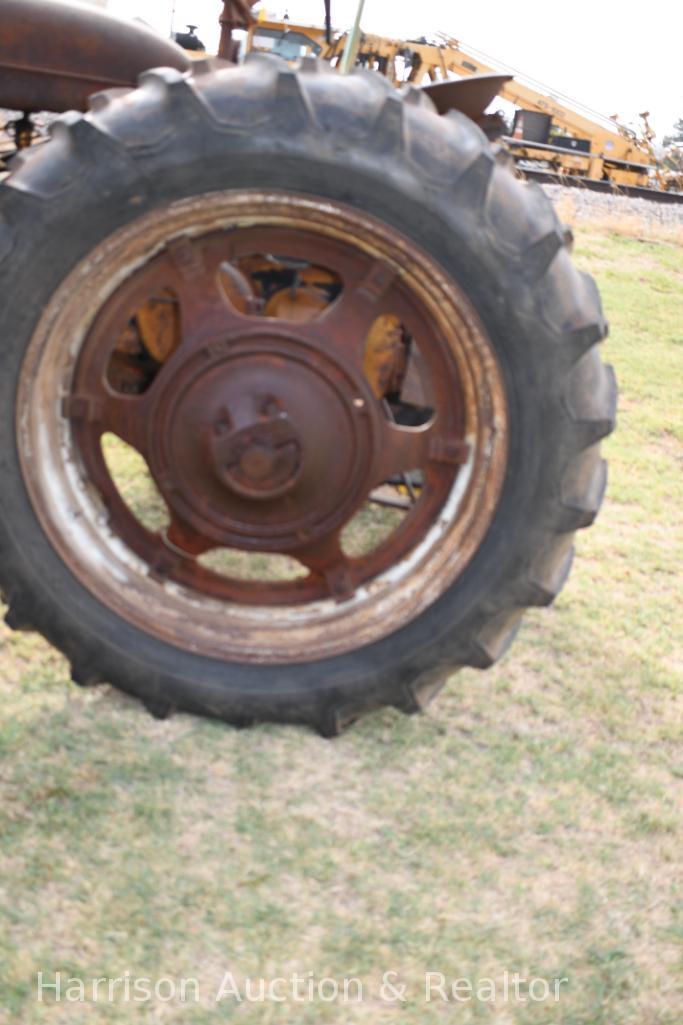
[17,191,508,663]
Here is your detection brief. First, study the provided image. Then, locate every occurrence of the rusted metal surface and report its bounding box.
[0,0,190,114]
[65,222,470,606]
[218,0,260,61]
[18,191,508,663]
[422,73,512,121]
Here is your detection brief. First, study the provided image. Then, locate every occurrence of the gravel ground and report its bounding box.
[542,182,683,228]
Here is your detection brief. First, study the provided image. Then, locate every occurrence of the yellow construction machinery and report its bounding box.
[246,16,662,192]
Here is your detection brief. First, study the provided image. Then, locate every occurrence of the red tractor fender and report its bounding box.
[0,0,190,114]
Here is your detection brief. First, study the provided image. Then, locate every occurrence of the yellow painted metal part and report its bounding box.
[135,291,180,364]
[363,314,408,399]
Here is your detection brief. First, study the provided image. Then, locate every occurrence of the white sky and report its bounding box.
[106,0,682,138]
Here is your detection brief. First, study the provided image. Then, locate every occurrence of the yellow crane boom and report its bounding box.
[247,18,655,187]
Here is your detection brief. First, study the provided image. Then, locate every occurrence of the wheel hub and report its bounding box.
[210,407,303,501]
[147,332,378,551]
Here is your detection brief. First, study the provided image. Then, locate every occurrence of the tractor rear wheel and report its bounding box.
[0,58,616,734]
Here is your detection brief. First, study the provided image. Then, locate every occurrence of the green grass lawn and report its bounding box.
[0,226,681,1024]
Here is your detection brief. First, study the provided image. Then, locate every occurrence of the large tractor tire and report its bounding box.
[0,58,616,735]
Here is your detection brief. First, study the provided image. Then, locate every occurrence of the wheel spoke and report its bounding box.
[293,534,356,603]
[166,237,251,345]
[63,390,153,455]
[374,422,433,483]
[134,517,217,582]
[165,514,215,558]
[374,422,471,485]
[301,258,399,369]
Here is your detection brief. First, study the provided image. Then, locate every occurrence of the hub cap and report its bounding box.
[148,335,377,551]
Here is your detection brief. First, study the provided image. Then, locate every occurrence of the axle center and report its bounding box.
[210,410,303,500]
[148,334,378,550]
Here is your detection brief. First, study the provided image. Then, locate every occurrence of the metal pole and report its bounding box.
[339,0,366,75]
